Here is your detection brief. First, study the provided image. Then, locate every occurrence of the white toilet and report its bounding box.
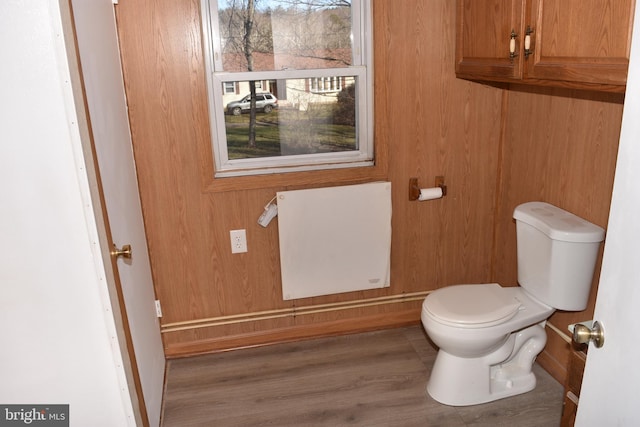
[421,201,605,406]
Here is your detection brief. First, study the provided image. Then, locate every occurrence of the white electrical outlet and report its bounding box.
[230,229,248,253]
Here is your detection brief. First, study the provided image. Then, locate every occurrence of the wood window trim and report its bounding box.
[199,131,389,193]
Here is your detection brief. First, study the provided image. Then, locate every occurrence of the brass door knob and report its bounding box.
[573,321,605,348]
[111,244,132,259]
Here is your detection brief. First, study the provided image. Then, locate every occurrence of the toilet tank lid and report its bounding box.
[513,202,605,243]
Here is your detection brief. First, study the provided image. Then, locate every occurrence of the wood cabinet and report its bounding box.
[456,0,526,79]
[456,0,636,91]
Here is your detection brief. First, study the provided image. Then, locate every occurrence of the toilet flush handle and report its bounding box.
[573,321,605,348]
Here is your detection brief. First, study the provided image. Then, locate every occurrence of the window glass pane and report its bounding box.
[217,0,353,72]
[223,77,356,160]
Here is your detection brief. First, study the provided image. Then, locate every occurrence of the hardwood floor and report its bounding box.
[161,326,563,426]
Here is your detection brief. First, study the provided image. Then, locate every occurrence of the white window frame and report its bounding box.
[200,0,374,178]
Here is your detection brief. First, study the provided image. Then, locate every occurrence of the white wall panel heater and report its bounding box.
[277,182,392,300]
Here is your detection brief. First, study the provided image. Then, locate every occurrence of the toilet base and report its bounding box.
[489,364,537,400]
[426,323,547,406]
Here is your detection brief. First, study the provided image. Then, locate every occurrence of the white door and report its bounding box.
[69,1,166,426]
[575,4,640,425]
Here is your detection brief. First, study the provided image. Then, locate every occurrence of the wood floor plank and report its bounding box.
[161,326,563,426]
[453,364,564,427]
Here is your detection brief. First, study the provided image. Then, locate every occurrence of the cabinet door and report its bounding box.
[525,0,635,85]
[456,0,526,79]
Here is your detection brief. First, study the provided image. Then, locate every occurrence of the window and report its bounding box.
[201,0,373,177]
[309,77,343,93]
[223,81,236,94]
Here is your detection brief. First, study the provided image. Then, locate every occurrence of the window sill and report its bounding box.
[202,159,388,193]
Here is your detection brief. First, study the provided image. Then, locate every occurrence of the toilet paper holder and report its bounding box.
[409,176,447,201]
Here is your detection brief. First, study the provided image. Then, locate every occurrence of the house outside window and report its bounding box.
[201,0,373,177]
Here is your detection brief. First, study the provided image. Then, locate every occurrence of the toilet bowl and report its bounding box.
[421,283,554,406]
[421,202,605,406]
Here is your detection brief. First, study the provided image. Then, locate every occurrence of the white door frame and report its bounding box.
[61,0,166,425]
[57,2,147,425]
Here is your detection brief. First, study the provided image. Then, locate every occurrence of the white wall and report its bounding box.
[0,1,135,425]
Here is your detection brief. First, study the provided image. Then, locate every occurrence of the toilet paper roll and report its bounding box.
[418,187,443,201]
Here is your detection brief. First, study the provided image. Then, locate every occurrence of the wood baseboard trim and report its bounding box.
[165,309,422,358]
[161,291,429,333]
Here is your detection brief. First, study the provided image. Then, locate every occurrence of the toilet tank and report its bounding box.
[513,202,605,311]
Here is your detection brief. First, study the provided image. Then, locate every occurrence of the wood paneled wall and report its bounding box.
[115,0,503,356]
[493,85,623,379]
[380,1,503,292]
[114,0,623,383]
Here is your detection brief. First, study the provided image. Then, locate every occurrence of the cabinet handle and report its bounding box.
[509,29,518,60]
[524,26,534,58]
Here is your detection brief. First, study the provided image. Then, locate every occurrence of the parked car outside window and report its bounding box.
[226,93,278,115]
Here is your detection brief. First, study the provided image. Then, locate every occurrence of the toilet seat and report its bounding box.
[424,283,522,328]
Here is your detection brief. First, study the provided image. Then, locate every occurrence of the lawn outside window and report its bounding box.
[201,0,374,177]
